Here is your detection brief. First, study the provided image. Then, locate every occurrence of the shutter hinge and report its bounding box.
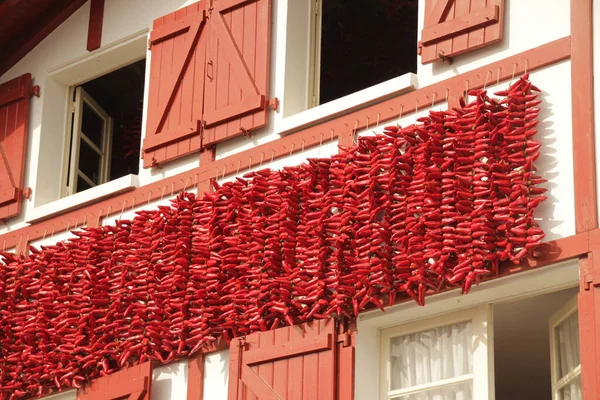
[22,187,32,200]
[314,0,319,15]
[336,332,351,348]
[583,271,600,290]
[71,102,76,113]
[267,97,279,111]
[30,85,40,98]
[438,50,453,65]
[417,40,423,56]
[148,38,152,50]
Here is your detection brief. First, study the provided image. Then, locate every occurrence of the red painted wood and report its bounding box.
[420,0,505,64]
[0,73,32,221]
[76,362,152,400]
[86,0,105,51]
[143,1,207,168]
[579,254,599,397]
[187,356,205,400]
[336,321,356,400]
[202,0,272,147]
[228,319,343,400]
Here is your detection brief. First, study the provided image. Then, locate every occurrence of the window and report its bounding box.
[312,0,418,106]
[549,296,581,400]
[63,59,145,196]
[380,306,494,400]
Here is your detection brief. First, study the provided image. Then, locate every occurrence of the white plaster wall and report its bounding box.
[151,361,188,400]
[203,350,230,400]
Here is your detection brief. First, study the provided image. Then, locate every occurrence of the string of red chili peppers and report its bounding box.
[0,74,546,399]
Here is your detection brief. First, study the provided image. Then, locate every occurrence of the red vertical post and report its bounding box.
[87,0,105,51]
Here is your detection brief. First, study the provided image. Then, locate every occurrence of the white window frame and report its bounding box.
[380,305,494,400]
[307,0,322,109]
[549,295,581,399]
[65,86,113,196]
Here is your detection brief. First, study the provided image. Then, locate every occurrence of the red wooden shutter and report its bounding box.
[76,362,152,400]
[228,319,355,400]
[143,1,208,168]
[0,73,32,221]
[419,0,505,64]
[202,0,272,147]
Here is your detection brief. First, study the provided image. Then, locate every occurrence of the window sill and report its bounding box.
[279,73,419,136]
[26,174,139,224]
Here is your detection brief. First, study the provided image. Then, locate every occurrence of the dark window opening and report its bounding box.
[80,59,145,183]
[319,0,418,105]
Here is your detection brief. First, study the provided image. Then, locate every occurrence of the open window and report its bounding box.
[63,59,144,197]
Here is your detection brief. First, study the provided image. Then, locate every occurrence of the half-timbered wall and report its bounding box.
[0,0,593,398]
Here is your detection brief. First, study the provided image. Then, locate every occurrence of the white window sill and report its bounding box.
[26,174,139,224]
[278,73,419,135]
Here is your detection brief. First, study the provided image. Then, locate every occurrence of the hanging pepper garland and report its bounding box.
[0,75,546,399]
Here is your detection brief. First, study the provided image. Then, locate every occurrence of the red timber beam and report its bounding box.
[570,0,600,397]
[87,0,105,51]
[0,37,572,255]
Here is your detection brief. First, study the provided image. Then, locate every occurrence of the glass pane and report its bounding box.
[77,176,93,193]
[392,381,472,400]
[81,101,104,148]
[555,311,580,379]
[558,375,582,400]
[78,139,101,184]
[390,321,472,391]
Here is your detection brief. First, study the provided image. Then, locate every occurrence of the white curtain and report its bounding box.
[390,321,473,400]
[556,312,581,400]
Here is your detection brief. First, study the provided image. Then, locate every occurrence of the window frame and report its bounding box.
[65,86,113,196]
[549,295,581,399]
[379,304,495,400]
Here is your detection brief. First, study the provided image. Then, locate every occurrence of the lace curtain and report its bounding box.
[389,320,473,400]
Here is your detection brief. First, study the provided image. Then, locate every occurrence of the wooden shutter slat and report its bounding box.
[428,0,453,26]
[0,73,31,220]
[421,5,499,45]
[143,2,207,168]
[420,0,505,64]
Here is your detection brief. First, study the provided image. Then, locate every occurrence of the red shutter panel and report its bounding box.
[202,0,272,147]
[420,0,505,64]
[0,73,32,220]
[228,319,355,400]
[76,362,152,400]
[143,1,208,168]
